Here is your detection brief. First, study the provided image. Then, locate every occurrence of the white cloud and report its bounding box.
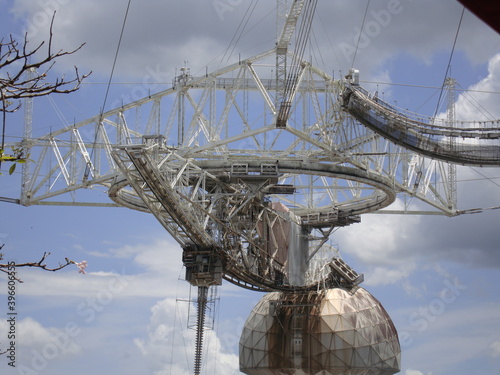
[364,263,416,287]
[454,53,500,121]
[0,317,82,373]
[1,3,500,375]
[130,239,183,273]
[9,0,261,79]
[17,266,186,299]
[321,1,499,80]
[361,68,393,98]
[398,302,500,373]
[406,370,424,375]
[406,370,433,375]
[0,237,188,300]
[336,199,421,267]
[135,298,239,375]
[489,341,500,358]
[9,0,499,84]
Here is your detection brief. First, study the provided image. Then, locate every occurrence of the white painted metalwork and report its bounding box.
[3,3,497,292]
[3,5,498,371]
[1,45,477,288]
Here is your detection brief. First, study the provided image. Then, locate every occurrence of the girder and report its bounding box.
[342,85,500,166]
[3,7,497,373]
[275,0,318,128]
[1,46,481,288]
[107,137,395,290]
[275,0,306,128]
[3,48,461,216]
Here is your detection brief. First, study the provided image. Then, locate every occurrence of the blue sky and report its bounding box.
[1,1,500,374]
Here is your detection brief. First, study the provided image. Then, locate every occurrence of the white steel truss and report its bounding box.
[3,47,475,290]
[9,49,459,214]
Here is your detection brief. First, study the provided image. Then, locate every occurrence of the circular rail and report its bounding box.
[108,153,397,291]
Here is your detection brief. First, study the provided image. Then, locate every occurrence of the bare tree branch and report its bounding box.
[0,244,77,283]
[0,11,91,113]
[1,11,90,174]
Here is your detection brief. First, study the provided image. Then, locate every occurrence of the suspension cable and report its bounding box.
[100,0,132,116]
[457,82,497,121]
[220,0,259,65]
[282,0,318,107]
[351,0,371,69]
[432,6,465,119]
[84,0,131,181]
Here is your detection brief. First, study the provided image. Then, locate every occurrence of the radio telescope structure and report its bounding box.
[2,1,500,374]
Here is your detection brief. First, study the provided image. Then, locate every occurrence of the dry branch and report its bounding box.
[0,11,91,113]
[0,244,76,283]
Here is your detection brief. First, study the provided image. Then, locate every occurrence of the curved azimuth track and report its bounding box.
[4,45,499,291]
[342,84,500,166]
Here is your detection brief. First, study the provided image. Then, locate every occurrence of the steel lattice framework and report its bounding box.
[3,4,499,375]
[3,46,481,290]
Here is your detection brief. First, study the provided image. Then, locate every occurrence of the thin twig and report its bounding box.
[0,247,75,283]
[0,11,91,113]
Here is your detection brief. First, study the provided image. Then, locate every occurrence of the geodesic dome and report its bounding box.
[239,287,400,375]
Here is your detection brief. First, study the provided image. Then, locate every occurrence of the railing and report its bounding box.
[342,86,500,166]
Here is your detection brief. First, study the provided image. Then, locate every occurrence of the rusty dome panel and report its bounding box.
[239,288,401,375]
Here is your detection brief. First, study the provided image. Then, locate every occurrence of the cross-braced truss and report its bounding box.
[4,47,479,290]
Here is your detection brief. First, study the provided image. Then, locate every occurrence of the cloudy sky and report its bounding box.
[1,1,500,374]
